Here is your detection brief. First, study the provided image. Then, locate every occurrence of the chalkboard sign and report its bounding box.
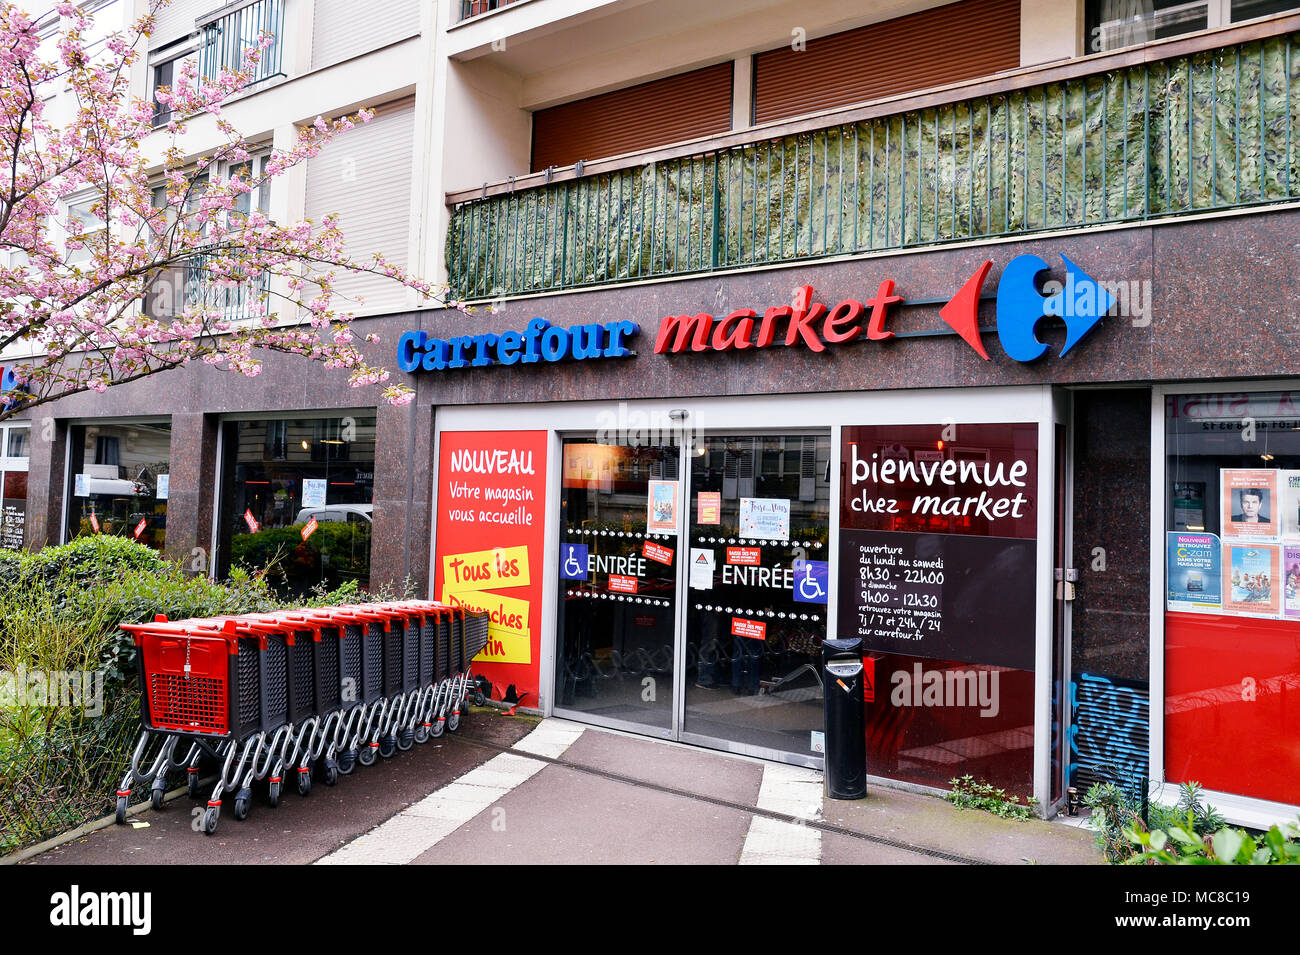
[838,528,1036,671]
[1,501,24,550]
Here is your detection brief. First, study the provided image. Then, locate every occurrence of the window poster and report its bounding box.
[696,491,721,525]
[1286,544,1300,619]
[1280,471,1300,539]
[1220,469,1280,540]
[1171,481,1205,531]
[434,430,548,703]
[738,497,790,541]
[1222,542,1281,617]
[646,480,678,534]
[1166,532,1222,612]
[301,478,327,509]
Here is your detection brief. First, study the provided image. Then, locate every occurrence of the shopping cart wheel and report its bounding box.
[202,806,219,836]
[268,779,281,808]
[233,788,252,821]
[472,688,487,707]
[297,767,312,797]
[379,735,396,759]
[397,728,414,751]
[187,770,202,800]
[323,758,340,786]
[115,794,129,825]
[414,724,430,745]
[430,717,446,739]
[447,709,461,733]
[358,743,378,767]
[150,778,167,812]
[337,750,356,776]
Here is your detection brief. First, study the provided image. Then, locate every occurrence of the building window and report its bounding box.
[64,197,106,266]
[1163,390,1300,805]
[65,422,172,552]
[1087,0,1299,54]
[199,0,286,88]
[0,423,30,551]
[152,56,174,126]
[217,415,376,596]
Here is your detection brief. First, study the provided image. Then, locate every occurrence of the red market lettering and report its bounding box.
[653,282,903,355]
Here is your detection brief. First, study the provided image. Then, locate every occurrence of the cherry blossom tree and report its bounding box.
[0,0,445,424]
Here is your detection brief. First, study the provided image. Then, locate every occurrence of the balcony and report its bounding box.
[457,0,524,24]
[183,254,269,324]
[446,15,1300,300]
[197,0,285,88]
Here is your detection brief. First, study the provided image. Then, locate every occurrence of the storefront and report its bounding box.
[406,202,1300,824]
[10,207,1299,825]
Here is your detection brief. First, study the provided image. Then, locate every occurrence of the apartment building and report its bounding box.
[9,0,1300,826]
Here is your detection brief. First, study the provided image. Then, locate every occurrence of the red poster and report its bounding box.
[727,546,761,565]
[243,509,259,533]
[642,540,674,565]
[434,431,547,705]
[89,513,100,533]
[301,516,318,541]
[132,518,147,539]
[609,574,638,594]
[731,617,767,640]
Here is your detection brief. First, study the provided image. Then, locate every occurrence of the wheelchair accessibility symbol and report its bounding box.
[793,560,828,604]
[561,543,589,581]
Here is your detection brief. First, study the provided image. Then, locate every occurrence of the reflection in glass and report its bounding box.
[66,422,171,551]
[555,438,678,730]
[683,434,830,757]
[218,417,375,595]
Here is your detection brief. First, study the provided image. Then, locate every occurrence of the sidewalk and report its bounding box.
[315,716,1104,866]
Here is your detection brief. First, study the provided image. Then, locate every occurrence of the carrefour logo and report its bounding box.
[650,253,1120,363]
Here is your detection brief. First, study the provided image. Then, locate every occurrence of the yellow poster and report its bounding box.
[440,588,532,664]
[442,545,531,593]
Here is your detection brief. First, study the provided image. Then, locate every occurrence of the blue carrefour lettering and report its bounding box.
[397,318,640,374]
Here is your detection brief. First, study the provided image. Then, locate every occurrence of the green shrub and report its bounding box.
[230,521,371,596]
[1125,814,1300,864]
[945,775,1038,820]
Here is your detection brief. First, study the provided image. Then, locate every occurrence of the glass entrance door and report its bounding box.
[681,433,831,761]
[554,436,681,734]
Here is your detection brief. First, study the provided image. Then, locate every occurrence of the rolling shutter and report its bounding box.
[151,0,208,47]
[753,0,1021,125]
[530,62,732,172]
[311,0,421,71]
[304,98,415,315]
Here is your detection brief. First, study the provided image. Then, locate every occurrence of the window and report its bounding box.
[65,197,106,265]
[198,0,285,88]
[0,423,29,553]
[1163,390,1300,806]
[65,422,172,552]
[152,57,174,126]
[217,415,377,595]
[1087,0,1300,54]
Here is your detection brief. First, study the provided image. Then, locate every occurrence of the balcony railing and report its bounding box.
[184,254,269,323]
[446,18,1300,300]
[198,0,285,87]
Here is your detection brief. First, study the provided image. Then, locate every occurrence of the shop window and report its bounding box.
[1164,391,1300,806]
[217,415,376,596]
[66,422,172,552]
[0,424,30,552]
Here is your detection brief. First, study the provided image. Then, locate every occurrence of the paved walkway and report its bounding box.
[315,717,1102,866]
[25,712,1102,865]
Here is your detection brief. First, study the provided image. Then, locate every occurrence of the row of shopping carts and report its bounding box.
[113,601,492,835]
